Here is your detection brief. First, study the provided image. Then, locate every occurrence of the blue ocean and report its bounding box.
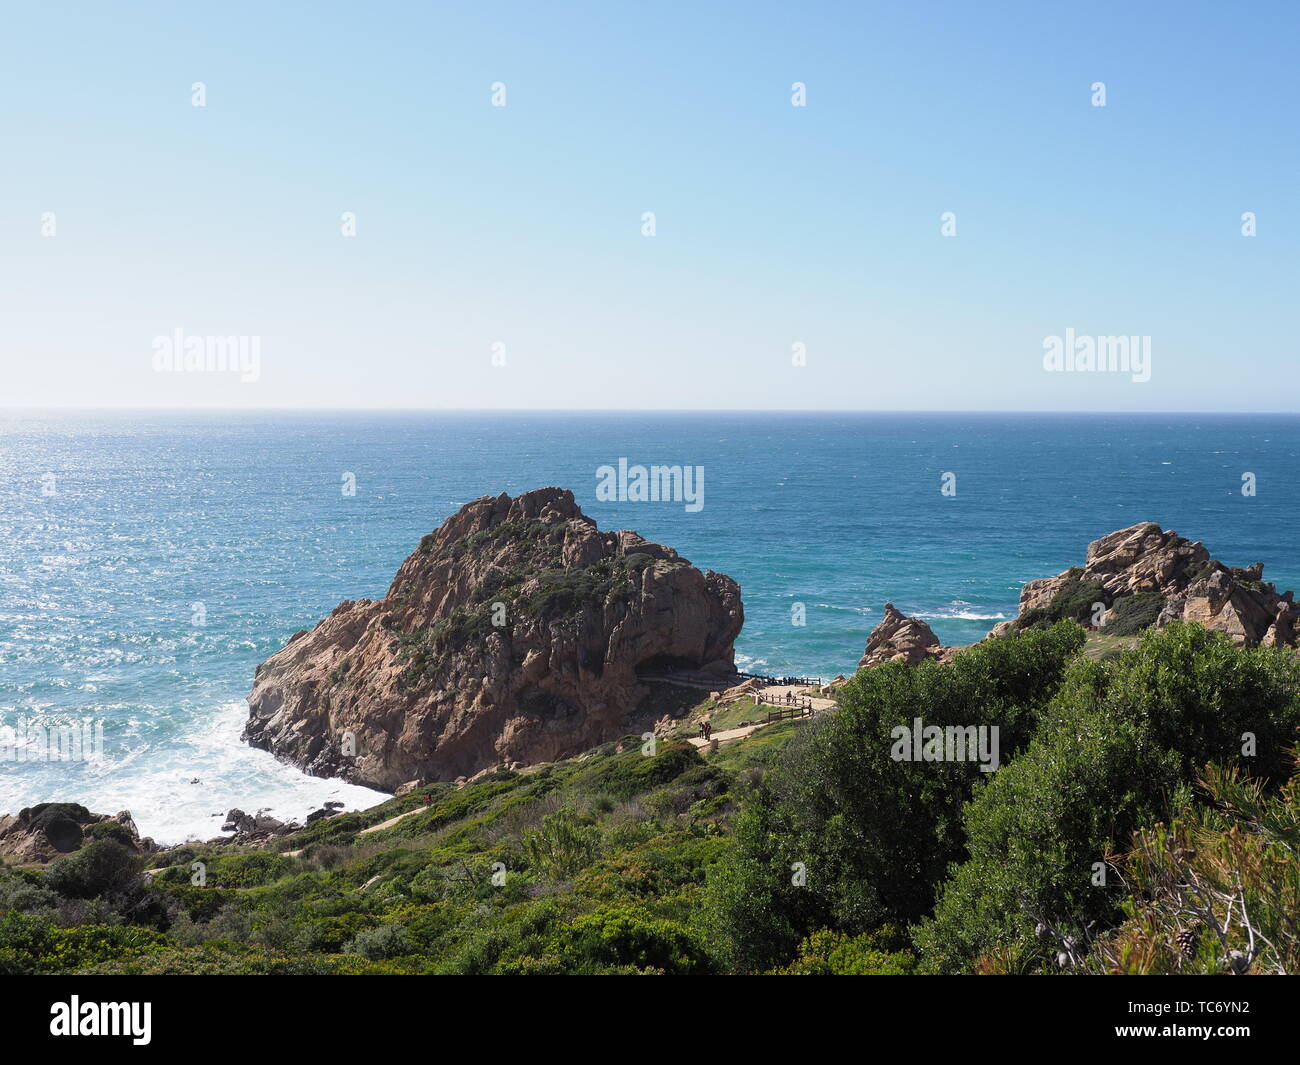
[3,410,1298,842]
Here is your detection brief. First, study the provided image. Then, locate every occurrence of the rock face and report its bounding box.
[859,603,944,668]
[990,522,1299,647]
[0,804,150,864]
[858,603,967,669]
[244,488,743,791]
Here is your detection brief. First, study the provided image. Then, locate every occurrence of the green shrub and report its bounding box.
[44,841,141,900]
[556,905,709,974]
[706,622,1086,971]
[344,923,413,960]
[84,821,137,847]
[915,623,1300,973]
[1020,571,1109,628]
[0,912,166,974]
[203,852,297,889]
[0,874,59,915]
[1103,592,1164,636]
[1087,759,1300,975]
[572,741,706,800]
[774,928,916,975]
[522,809,600,879]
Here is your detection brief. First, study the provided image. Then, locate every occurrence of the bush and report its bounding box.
[44,841,141,900]
[0,912,166,974]
[915,623,1300,972]
[0,874,59,915]
[343,923,413,960]
[84,821,137,847]
[1103,592,1164,636]
[557,906,709,974]
[913,701,1178,973]
[1087,759,1300,975]
[521,809,599,879]
[773,928,916,975]
[1019,570,1109,628]
[202,852,296,888]
[572,741,706,800]
[706,622,1086,971]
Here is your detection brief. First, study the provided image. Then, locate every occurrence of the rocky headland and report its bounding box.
[244,488,743,791]
[989,521,1299,647]
[858,521,1300,668]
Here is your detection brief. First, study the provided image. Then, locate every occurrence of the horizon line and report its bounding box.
[2,406,1298,417]
[0,405,1294,418]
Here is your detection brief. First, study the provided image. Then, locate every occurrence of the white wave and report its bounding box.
[1,702,389,845]
[914,610,1007,621]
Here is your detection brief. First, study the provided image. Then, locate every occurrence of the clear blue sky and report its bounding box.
[1,0,1296,410]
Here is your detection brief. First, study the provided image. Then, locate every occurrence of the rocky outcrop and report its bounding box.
[244,488,743,791]
[859,603,956,668]
[860,603,940,667]
[990,522,1299,647]
[716,677,764,704]
[0,804,151,864]
[216,807,313,843]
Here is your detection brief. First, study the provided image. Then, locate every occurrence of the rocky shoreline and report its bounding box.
[7,511,1297,854]
[859,522,1300,668]
[244,506,1300,795]
[0,801,359,863]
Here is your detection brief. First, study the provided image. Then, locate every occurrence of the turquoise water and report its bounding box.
[2,410,1298,841]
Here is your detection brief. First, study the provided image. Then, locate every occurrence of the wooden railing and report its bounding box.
[738,672,823,687]
[764,705,812,723]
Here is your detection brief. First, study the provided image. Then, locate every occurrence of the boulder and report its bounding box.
[0,804,150,864]
[217,807,299,842]
[859,603,944,668]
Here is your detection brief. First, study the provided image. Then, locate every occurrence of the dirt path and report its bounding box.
[690,683,836,748]
[687,723,765,748]
[754,683,837,712]
[358,806,425,836]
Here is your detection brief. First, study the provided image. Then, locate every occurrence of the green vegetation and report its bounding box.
[709,622,1299,974]
[4,621,1297,976]
[1101,592,1165,636]
[1084,757,1300,974]
[1018,569,1110,628]
[706,621,1088,971]
[396,521,657,686]
[1016,570,1169,639]
[0,736,767,974]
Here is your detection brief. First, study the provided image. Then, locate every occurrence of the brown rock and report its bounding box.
[0,804,149,864]
[1000,522,1298,648]
[717,677,763,704]
[244,488,743,791]
[859,603,944,668]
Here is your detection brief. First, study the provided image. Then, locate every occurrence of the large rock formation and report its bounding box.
[244,488,743,790]
[0,804,150,864]
[990,522,1299,647]
[859,602,945,667]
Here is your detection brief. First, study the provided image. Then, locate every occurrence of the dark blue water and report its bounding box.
[2,410,1297,840]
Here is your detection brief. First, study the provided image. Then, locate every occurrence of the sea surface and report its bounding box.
[2,410,1297,842]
